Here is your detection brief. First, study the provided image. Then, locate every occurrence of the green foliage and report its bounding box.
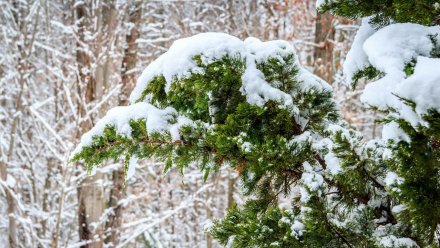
[403,59,417,77]
[330,128,386,207]
[351,65,383,89]
[209,204,301,247]
[318,0,440,26]
[429,34,440,58]
[72,28,440,246]
[383,109,440,245]
[72,50,338,187]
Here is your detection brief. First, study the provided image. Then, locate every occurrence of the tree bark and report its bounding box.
[313,12,335,83]
[75,1,105,247]
[118,1,142,106]
[105,1,141,247]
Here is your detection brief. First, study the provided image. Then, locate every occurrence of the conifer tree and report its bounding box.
[72,1,440,246]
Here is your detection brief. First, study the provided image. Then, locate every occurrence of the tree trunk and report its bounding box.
[105,1,141,247]
[227,173,235,208]
[118,0,142,106]
[313,12,335,83]
[75,2,105,247]
[77,174,105,248]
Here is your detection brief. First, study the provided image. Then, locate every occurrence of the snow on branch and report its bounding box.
[344,22,440,128]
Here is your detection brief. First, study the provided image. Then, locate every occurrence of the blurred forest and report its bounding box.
[0,0,377,247]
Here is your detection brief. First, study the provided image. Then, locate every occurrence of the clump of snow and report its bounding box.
[296,68,333,92]
[279,216,291,225]
[368,197,383,208]
[359,23,440,110]
[324,152,341,176]
[240,142,253,153]
[382,148,393,160]
[300,186,311,203]
[130,32,332,115]
[395,57,440,114]
[225,235,235,248]
[131,33,244,102]
[300,163,325,202]
[169,116,193,141]
[313,136,342,176]
[382,122,410,143]
[270,241,280,246]
[72,102,193,156]
[126,155,138,180]
[291,220,305,239]
[293,131,312,144]
[385,172,404,188]
[244,38,294,63]
[392,204,407,214]
[379,235,419,247]
[343,17,376,84]
[344,22,440,126]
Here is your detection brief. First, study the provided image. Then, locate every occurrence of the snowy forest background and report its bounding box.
[0,0,379,247]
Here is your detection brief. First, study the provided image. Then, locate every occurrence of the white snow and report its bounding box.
[169,116,193,141]
[343,17,376,84]
[300,186,311,203]
[293,131,312,144]
[202,219,213,231]
[240,142,253,153]
[313,136,342,176]
[131,33,244,102]
[126,155,138,180]
[244,38,295,63]
[361,24,440,109]
[392,204,407,214]
[324,152,341,175]
[344,22,440,125]
[379,235,419,247]
[301,162,325,203]
[382,122,410,143]
[279,216,291,224]
[72,102,192,156]
[359,23,440,110]
[291,220,305,239]
[297,68,333,92]
[395,56,440,114]
[385,172,404,187]
[130,32,332,115]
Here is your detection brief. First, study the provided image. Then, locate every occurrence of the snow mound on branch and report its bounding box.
[382,122,410,143]
[132,33,245,99]
[72,102,192,156]
[344,23,440,128]
[343,17,376,84]
[395,56,440,114]
[378,235,418,247]
[130,32,330,110]
[360,23,440,110]
[291,220,305,239]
